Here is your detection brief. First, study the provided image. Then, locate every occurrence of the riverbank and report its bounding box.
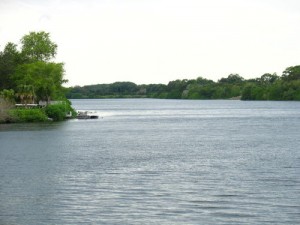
[0,101,77,123]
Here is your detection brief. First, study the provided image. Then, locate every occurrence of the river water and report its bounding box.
[0,99,300,225]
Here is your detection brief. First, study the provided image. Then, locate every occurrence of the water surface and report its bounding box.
[1,99,300,224]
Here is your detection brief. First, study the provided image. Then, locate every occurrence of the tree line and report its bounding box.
[1,31,299,102]
[65,67,300,100]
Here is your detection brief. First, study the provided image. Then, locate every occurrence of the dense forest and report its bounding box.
[65,66,300,100]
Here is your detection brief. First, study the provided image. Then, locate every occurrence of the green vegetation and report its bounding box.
[9,108,48,123]
[1,31,299,124]
[65,67,300,100]
[0,97,77,123]
[0,31,76,123]
[45,101,77,121]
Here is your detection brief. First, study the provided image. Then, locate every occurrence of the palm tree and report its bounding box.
[16,84,36,106]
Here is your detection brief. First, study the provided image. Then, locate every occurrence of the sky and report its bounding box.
[0,0,300,87]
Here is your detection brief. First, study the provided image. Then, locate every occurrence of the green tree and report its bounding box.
[260,73,279,85]
[109,82,138,95]
[241,84,255,100]
[219,74,244,84]
[282,65,300,81]
[166,79,189,98]
[196,76,214,85]
[0,42,21,89]
[268,81,283,100]
[21,31,57,62]
[16,84,35,105]
[13,62,66,103]
[0,89,15,103]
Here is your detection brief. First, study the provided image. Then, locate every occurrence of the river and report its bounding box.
[0,99,300,224]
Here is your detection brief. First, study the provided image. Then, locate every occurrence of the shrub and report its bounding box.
[45,101,77,121]
[45,104,66,121]
[9,108,48,122]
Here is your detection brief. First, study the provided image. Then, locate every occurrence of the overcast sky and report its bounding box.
[1,0,300,86]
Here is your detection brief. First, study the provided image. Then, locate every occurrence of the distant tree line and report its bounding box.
[65,66,300,100]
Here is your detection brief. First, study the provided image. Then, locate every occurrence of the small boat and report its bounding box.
[77,111,99,119]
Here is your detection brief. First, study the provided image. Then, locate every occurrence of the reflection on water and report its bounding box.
[1,99,300,225]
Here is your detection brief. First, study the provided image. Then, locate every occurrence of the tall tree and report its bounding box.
[0,42,21,89]
[219,74,244,84]
[260,73,279,85]
[13,61,66,103]
[282,65,300,81]
[21,31,57,62]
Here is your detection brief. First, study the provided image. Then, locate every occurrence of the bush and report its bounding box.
[45,104,66,121]
[10,108,48,122]
[45,101,77,121]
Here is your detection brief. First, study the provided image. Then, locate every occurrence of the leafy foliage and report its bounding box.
[65,66,300,101]
[0,32,66,102]
[9,108,48,122]
[0,42,21,89]
[0,31,75,123]
[13,61,65,102]
[45,101,77,121]
[21,31,57,62]
[0,89,15,103]
[1,32,299,102]
[218,74,244,84]
[282,65,300,81]
[45,104,67,121]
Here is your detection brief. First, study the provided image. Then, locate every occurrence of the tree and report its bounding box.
[16,84,35,105]
[0,89,15,103]
[109,82,138,95]
[282,65,300,81]
[13,62,66,103]
[260,73,279,85]
[21,31,57,62]
[196,76,214,85]
[219,74,244,84]
[241,84,255,100]
[0,42,21,89]
[166,79,189,98]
